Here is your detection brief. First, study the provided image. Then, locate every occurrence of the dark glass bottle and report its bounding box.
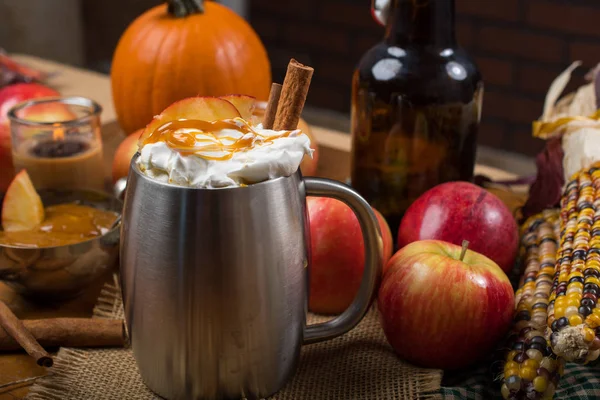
[350,0,483,239]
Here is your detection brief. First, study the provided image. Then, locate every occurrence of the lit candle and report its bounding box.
[8,97,105,192]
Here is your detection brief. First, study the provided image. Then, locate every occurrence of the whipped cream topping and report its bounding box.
[137,118,313,188]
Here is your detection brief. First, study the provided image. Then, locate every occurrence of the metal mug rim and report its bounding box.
[0,188,122,250]
[7,96,103,128]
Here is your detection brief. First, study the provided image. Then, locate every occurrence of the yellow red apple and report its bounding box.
[307,197,393,315]
[378,240,514,370]
[1,169,44,232]
[112,128,143,183]
[0,83,62,124]
[397,181,519,275]
[0,83,61,192]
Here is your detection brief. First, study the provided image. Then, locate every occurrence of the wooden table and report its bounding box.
[0,55,528,399]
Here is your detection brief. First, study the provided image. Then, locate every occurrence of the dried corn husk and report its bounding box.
[534,61,600,181]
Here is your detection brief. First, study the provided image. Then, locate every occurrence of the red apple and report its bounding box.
[378,240,514,370]
[307,197,393,315]
[0,83,61,125]
[0,83,61,192]
[112,129,143,183]
[397,181,518,275]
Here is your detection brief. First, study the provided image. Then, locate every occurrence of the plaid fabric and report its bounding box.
[439,361,600,400]
[439,364,498,400]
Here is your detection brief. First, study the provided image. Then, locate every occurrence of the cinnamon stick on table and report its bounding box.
[0,301,53,367]
[262,82,282,129]
[273,59,314,131]
[0,318,125,351]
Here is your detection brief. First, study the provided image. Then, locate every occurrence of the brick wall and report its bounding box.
[249,0,600,157]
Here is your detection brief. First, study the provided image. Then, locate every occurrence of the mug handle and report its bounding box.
[302,177,383,344]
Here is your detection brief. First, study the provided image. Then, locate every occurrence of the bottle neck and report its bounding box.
[385,0,456,48]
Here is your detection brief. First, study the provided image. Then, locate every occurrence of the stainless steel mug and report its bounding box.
[120,154,383,400]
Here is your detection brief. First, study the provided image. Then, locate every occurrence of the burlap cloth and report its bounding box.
[25,276,442,400]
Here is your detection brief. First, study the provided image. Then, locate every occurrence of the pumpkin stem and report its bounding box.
[167,0,204,17]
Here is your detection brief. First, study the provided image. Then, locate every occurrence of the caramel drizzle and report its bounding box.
[142,119,293,161]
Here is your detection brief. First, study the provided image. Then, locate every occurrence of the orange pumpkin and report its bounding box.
[111,0,272,134]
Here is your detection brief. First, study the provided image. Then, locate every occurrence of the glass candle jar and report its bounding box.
[8,96,105,191]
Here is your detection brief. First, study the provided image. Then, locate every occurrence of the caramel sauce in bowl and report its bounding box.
[0,189,121,301]
[0,204,118,248]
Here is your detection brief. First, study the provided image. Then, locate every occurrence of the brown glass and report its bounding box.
[350,0,483,239]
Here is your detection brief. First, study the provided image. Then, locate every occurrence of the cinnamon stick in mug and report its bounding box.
[0,301,53,367]
[0,318,125,351]
[263,83,282,129]
[273,59,314,130]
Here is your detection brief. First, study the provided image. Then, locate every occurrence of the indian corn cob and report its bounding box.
[547,162,600,363]
[501,209,564,400]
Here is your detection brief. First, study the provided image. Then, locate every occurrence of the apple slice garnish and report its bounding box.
[219,95,256,120]
[139,97,242,147]
[1,170,44,232]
